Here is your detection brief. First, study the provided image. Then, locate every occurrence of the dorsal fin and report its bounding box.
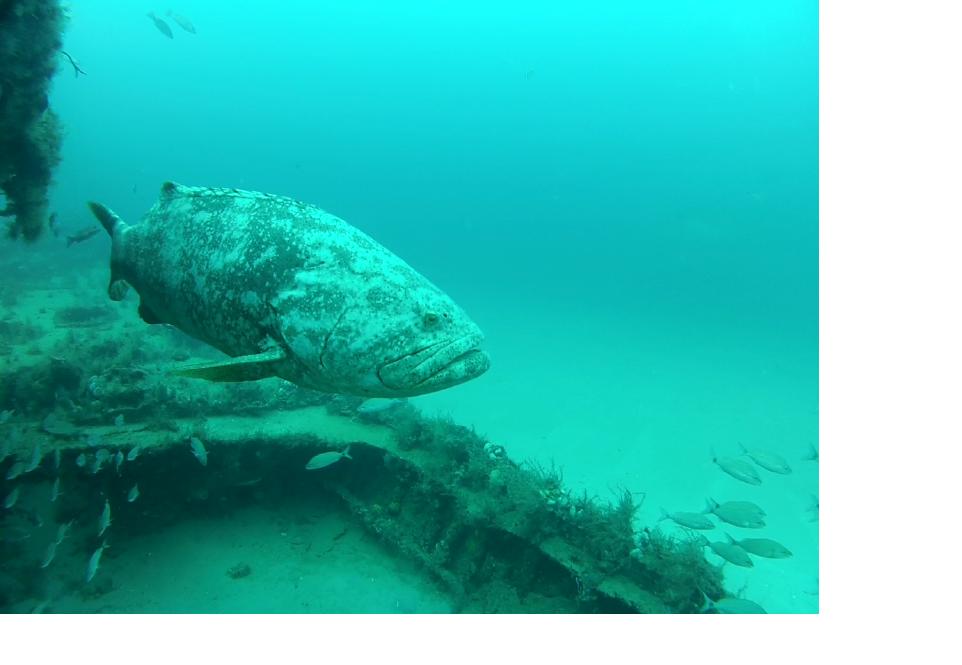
[160,181,183,198]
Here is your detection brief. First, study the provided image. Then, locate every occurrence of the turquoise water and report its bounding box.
[3,1,817,612]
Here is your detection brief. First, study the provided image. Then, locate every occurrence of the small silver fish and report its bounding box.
[356,398,406,415]
[166,10,197,34]
[305,445,352,470]
[127,484,140,503]
[50,477,62,502]
[706,499,767,528]
[53,447,61,470]
[189,436,208,466]
[24,442,43,472]
[806,494,819,522]
[3,486,19,509]
[127,445,141,461]
[95,448,111,463]
[76,452,87,467]
[85,543,107,583]
[702,593,766,614]
[114,414,125,427]
[98,499,111,537]
[659,509,715,530]
[55,521,72,545]
[114,451,124,474]
[90,456,103,474]
[5,461,24,480]
[147,12,174,39]
[739,443,792,474]
[712,452,762,485]
[40,541,58,569]
[708,540,754,568]
[730,535,793,559]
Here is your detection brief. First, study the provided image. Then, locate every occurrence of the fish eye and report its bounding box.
[423,312,440,327]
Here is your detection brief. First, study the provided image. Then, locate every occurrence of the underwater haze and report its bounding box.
[5,0,817,612]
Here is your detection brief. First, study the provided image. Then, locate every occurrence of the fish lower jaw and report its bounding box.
[375,347,490,397]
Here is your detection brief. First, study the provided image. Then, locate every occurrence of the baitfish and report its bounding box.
[166,10,196,34]
[3,487,19,509]
[6,461,24,480]
[24,443,43,472]
[66,225,101,247]
[711,451,762,486]
[701,592,766,614]
[55,521,73,545]
[147,12,174,38]
[306,446,352,470]
[41,542,58,569]
[127,445,141,462]
[127,484,140,503]
[189,436,208,466]
[659,509,715,530]
[738,443,792,474]
[705,498,766,528]
[50,477,61,502]
[98,499,111,537]
[806,494,819,522]
[729,535,793,559]
[86,543,108,583]
[88,183,489,397]
[707,540,754,568]
[356,398,407,414]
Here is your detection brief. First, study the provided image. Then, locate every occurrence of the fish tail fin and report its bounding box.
[703,497,717,514]
[88,202,129,301]
[342,445,352,459]
[658,508,670,522]
[88,201,125,237]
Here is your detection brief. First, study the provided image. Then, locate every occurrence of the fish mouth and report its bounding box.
[378,333,490,395]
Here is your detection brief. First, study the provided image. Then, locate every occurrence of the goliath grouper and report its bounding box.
[88,182,489,397]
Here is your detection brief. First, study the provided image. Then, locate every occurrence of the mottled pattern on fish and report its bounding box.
[93,183,489,397]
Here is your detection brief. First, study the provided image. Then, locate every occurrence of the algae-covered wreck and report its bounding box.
[0,302,728,612]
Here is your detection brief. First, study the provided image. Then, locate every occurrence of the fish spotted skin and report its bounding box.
[90,183,489,397]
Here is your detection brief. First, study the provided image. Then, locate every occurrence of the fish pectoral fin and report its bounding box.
[172,348,287,383]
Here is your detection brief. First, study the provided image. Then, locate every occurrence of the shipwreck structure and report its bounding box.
[0,0,65,241]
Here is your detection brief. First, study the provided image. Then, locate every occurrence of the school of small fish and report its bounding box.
[658,441,817,611]
[0,415,165,588]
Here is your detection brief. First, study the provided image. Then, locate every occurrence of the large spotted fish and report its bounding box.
[88,182,489,397]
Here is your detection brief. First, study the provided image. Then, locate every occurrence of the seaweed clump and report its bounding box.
[0,0,66,241]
